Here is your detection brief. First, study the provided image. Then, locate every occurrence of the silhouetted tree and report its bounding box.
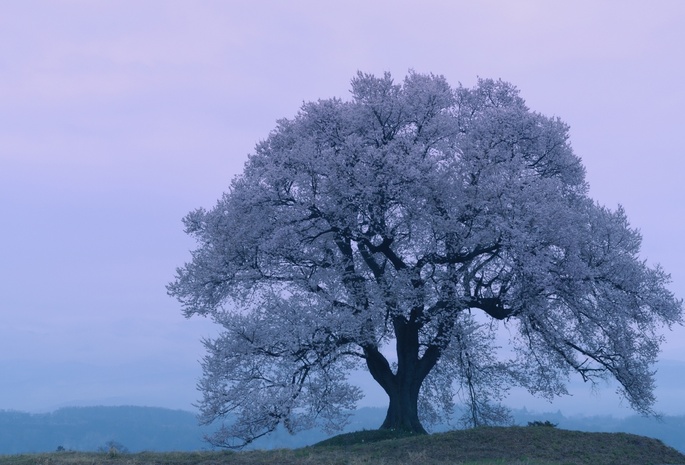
[169,71,682,447]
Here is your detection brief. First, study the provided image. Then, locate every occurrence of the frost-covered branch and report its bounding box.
[169,71,682,445]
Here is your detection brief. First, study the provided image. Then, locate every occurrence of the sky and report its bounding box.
[1,1,684,418]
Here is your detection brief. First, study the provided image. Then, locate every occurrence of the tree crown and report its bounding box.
[169,71,682,447]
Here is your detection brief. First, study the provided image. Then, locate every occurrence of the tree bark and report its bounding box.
[379,373,426,433]
[363,317,438,434]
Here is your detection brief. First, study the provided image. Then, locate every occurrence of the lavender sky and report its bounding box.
[1,1,684,417]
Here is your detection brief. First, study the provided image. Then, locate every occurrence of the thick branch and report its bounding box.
[469,296,514,320]
[416,241,501,269]
[363,345,395,395]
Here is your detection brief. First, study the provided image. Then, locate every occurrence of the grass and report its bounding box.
[2,426,684,465]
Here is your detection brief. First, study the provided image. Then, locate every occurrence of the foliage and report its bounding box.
[527,420,558,428]
[98,440,129,456]
[168,71,682,447]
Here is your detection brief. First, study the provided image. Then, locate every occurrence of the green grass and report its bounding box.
[2,426,684,465]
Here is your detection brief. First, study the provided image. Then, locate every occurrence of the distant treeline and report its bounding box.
[0,406,207,454]
[0,405,683,454]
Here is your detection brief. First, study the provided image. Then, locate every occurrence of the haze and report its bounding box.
[1,1,683,417]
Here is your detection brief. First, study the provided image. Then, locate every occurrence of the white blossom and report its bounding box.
[168,71,682,447]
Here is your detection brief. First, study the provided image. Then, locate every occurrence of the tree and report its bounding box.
[99,440,129,455]
[168,71,682,448]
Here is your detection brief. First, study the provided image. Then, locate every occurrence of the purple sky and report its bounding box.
[1,1,684,417]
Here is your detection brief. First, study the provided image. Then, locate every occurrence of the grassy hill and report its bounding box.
[2,426,684,465]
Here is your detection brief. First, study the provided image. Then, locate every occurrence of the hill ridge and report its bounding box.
[2,426,684,465]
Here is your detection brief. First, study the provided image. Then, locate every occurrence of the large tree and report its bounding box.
[168,71,682,447]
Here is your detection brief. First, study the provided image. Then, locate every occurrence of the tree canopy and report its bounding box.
[168,71,682,448]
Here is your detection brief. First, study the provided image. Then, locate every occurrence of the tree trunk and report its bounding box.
[363,317,439,435]
[379,374,426,434]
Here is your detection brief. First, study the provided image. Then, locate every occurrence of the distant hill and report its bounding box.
[1,405,684,454]
[0,406,385,454]
[0,406,206,454]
